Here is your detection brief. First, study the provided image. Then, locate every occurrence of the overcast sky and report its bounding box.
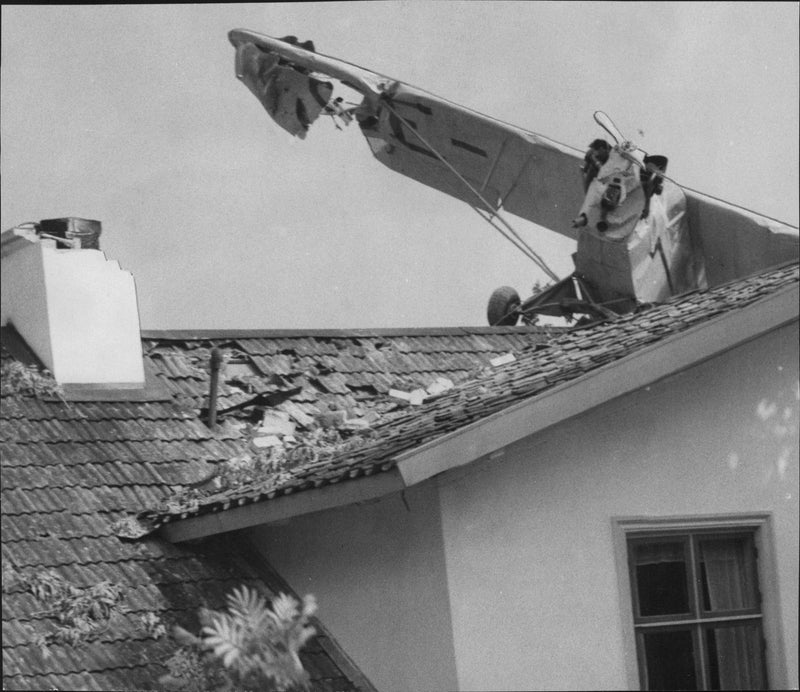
[2,3,797,330]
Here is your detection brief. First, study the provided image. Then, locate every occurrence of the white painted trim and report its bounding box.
[160,467,406,543]
[610,518,642,690]
[611,513,789,691]
[396,283,798,486]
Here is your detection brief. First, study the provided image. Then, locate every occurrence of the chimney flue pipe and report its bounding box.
[207,347,222,428]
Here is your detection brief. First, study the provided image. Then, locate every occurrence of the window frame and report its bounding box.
[612,514,787,691]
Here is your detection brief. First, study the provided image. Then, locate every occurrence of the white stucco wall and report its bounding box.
[42,248,144,385]
[248,480,459,692]
[438,321,799,690]
[246,321,798,691]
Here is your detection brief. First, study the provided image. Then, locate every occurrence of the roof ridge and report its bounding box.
[136,262,799,343]
[139,324,558,340]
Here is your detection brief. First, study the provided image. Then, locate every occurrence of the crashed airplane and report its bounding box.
[228,28,799,325]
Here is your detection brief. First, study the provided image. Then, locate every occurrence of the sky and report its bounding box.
[2,2,798,330]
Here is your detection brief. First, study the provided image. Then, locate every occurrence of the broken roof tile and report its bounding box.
[248,354,297,376]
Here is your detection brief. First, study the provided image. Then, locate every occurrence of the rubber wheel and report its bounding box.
[487,286,521,326]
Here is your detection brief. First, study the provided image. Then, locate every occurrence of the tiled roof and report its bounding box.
[141,261,799,529]
[140,326,557,413]
[0,338,374,691]
[122,326,555,527]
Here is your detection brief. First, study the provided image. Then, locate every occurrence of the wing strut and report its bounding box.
[471,206,553,275]
[382,101,560,283]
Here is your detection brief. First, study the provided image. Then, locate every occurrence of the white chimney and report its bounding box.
[1,220,145,389]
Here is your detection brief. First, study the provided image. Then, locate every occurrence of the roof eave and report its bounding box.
[160,467,406,543]
[395,280,799,486]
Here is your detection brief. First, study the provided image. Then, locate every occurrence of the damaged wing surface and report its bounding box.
[228,28,585,240]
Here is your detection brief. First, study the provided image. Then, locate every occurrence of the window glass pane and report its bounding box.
[642,629,697,690]
[706,623,766,690]
[633,541,690,616]
[699,536,758,612]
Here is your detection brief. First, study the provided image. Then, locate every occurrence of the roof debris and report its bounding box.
[252,434,283,448]
[426,376,455,396]
[389,376,454,406]
[389,388,428,405]
[137,261,798,529]
[490,352,516,367]
[123,327,555,533]
[257,410,296,437]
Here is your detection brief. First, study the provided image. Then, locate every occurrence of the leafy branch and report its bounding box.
[168,423,380,511]
[0,361,66,404]
[5,567,130,654]
[1,361,64,398]
[160,585,317,692]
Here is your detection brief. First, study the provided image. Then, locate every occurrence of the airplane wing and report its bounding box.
[228,28,586,242]
[357,79,586,241]
[228,29,798,285]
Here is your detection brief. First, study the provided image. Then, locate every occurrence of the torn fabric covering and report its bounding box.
[229,28,585,234]
[235,41,333,138]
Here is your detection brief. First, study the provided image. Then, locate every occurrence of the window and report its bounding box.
[627,529,768,690]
